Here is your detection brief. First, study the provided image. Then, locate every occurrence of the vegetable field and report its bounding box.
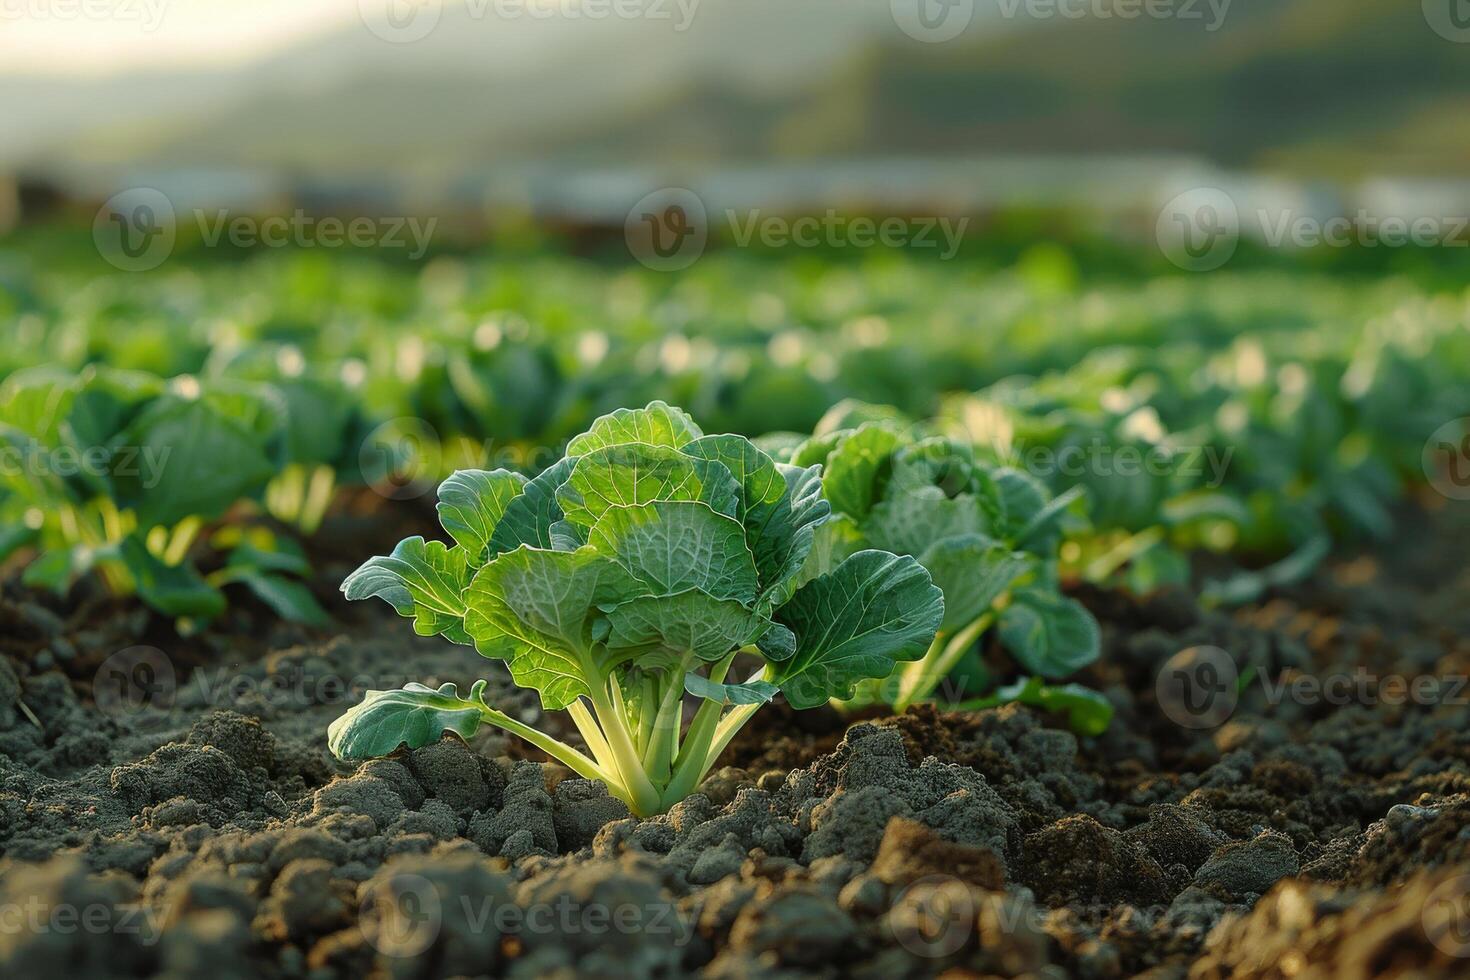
[2,235,1469,978]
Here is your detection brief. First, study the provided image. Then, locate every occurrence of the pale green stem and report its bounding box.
[300,464,336,534]
[566,699,619,781]
[163,515,203,567]
[584,662,662,817]
[661,652,739,807]
[641,653,692,788]
[1084,525,1166,582]
[473,706,609,785]
[894,608,998,712]
[698,702,761,786]
[636,673,659,756]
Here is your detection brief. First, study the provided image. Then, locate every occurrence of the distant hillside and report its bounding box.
[2,0,1464,201]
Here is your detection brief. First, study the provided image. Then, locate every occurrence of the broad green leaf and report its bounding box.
[0,366,74,443]
[745,462,832,606]
[821,425,902,519]
[489,456,576,553]
[65,366,163,453]
[463,546,636,709]
[800,512,862,585]
[23,543,94,594]
[773,550,944,708]
[603,589,764,661]
[327,681,486,761]
[342,536,472,644]
[436,468,529,565]
[230,571,331,627]
[959,677,1113,737]
[589,501,758,603]
[787,430,843,468]
[680,434,784,519]
[756,622,796,661]
[566,400,702,455]
[271,378,355,465]
[996,587,1100,678]
[684,673,779,705]
[863,488,984,557]
[557,443,739,529]
[1013,484,1086,550]
[917,534,1031,633]
[885,438,979,499]
[990,467,1051,542]
[112,396,276,529]
[548,518,588,551]
[115,536,228,620]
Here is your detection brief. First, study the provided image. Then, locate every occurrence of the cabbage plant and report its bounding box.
[330,402,943,816]
[782,410,1103,721]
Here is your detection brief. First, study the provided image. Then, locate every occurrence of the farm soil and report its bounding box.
[1,496,1468,978]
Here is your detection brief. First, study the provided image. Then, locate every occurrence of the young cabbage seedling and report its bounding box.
[330,402,943,816]
[781,408,1103,721]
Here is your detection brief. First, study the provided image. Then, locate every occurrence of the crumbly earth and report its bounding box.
[1,499,1467,978]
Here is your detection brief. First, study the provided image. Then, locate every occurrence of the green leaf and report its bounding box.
[773,550,944,708]
[821,424,902,519]
[756,622,796,661]
[231,571,331,627]
[1013,484,1086,550]
[787,430,843,468]
[679,434,785,520]
[111,395,276,529]
[603,589,764,661]
[436,469,529,565]
[800,512,862,585]
[745,462,832,606]
[341,536,472,644]
[996,588,1100,678]
[961,677,1113,737]
[989,467,1051,543]
[65,366,163,454]
[863,488,984,557]
[566,400,703,455]
[917,534,1031,633]
[462,546,636,709]
[115,536,228,620]
[684,673,779,705]
[557,443,740,529]
[589,500,758,603]
[22,544,94,594]
[327,681,487,761]
[489,456,576,554]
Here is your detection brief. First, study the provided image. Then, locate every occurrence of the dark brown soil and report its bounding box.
[1,499,1467,979]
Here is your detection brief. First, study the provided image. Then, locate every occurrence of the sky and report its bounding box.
[0,0,354,75]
